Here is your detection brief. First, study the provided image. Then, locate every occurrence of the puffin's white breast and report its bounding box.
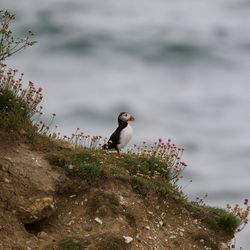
[118,124,133,149]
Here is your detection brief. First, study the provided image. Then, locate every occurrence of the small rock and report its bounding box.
[158,221,164,227]
[119,195,125,205]
[94,217,103,225]
[123,236,133,244]
[145,226,150,230]
[69,194,76,198]
[169,235,176,239]
[4,178,10,183]
[200,239,204,243]
[220,242,230,250]
[179,232,184,237]
[193,219,198,224]
[68,164,74,169]
[67,220,74,226]
[14,196,55,224]
[37,231,47,239]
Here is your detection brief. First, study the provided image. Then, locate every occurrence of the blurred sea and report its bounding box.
[1,0,250,247]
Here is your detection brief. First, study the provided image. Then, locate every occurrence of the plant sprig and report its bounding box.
[0,10,37,62]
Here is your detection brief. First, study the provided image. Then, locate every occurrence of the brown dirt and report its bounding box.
[0,131,231,250]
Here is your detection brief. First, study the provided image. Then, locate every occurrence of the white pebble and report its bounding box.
[123,236,133,244]
[94,217,103,225]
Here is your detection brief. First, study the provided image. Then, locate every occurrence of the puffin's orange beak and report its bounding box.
[129,115,135,121]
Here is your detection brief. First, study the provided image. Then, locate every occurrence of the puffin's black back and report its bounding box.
[103,112,128,150]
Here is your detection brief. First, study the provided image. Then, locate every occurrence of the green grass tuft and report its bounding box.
[77,163,102,181]
[207,207,240,233]
[190,203,241,234]
[0,88,31,131]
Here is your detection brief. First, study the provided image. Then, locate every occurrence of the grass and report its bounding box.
[206,206,241,233]
[0,88,30,130]
[189,202,241,234]
[45,147,175,197]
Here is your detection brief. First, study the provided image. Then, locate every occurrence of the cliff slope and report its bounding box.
[0,131,233,250]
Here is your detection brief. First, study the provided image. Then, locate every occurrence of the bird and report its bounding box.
[103,112,135,153]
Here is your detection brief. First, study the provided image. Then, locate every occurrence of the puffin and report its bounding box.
[103,112,135,153]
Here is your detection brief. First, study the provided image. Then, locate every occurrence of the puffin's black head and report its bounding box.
[118,112,135,123]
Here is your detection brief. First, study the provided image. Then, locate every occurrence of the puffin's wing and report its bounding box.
[108,128,120,147]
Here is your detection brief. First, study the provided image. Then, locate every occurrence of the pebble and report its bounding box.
[37,231,47,239]
[94,217,103,225]
[4,178,10,183]
[145,226,150,230]
[169,235,176,239]
[123,236,133,244]
[68,164,74,169]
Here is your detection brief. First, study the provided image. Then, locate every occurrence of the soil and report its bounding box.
[0,130,232,250]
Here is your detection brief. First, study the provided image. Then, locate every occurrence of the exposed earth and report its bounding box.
[0,131,232,250]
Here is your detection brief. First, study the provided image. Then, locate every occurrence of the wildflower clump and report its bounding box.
[227,199,250,233]
[195,192,209,206]
[126,138,187,185]
[0,63,43,131]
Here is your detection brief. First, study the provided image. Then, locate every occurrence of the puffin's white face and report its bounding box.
[119,112,135,122]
